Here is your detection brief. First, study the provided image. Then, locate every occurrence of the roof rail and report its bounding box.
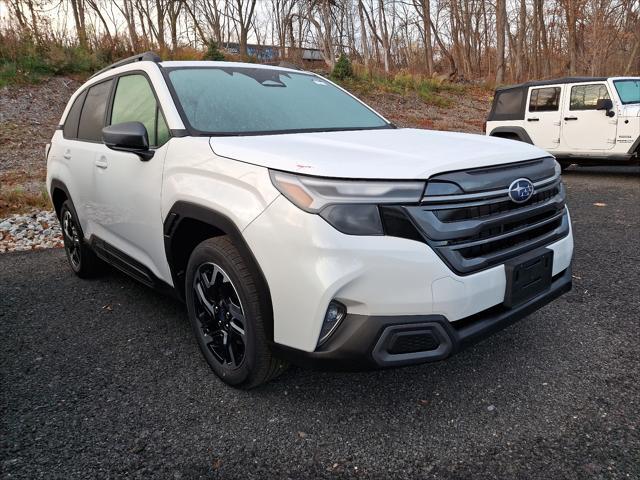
[89,51,161,79]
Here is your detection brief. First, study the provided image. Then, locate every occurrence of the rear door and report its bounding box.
[92,72,172,282]
[561,82,617,151]
[524,86,562,150]
[62,79,113,238]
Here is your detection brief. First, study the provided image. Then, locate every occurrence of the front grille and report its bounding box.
[382,157,570,275]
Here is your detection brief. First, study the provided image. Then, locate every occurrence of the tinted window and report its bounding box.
[110,74,168,147]
[78,80,112,141]
[614,79,640,105]
[492,88,525,120]
[167,67,388,134]
[570,84,610,110]
[63,90,87,139]
[529,87,561,112]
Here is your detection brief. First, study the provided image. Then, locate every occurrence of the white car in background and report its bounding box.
[47,52,574,388]
[486,77,640,169]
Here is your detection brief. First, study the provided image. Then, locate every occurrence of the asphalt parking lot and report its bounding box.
[1,167,639,479]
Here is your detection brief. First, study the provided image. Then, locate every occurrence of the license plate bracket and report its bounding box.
[504,249,554,308]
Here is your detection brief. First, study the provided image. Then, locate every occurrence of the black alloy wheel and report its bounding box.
[62,208,82,271]
[192,262,247,369]
[59,200,102,278]
[185,236,287,388]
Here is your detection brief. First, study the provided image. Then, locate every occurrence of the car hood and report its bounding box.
[209,128,551,179]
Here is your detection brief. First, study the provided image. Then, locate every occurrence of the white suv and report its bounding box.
[486,77,640,169]
[47,53,574,388]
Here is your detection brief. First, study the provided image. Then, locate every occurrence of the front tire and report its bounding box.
[185,236,287,388]
[60,200,102,278]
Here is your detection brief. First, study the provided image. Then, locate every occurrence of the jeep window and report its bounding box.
[529,87,560,112]
[491,88,525,120]
[77,80,113,142]
[613,79,640,105]
[569,84,610,110]
[166,67,389,135]
[63,90,87,139]
[110,74,170,147]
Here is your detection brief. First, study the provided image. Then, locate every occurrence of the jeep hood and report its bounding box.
[208,128,551,180]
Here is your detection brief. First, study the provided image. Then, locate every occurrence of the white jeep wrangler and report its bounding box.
[486,77,640,169]
[47,52,574,388]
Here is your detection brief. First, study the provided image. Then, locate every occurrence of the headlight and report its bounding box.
[269,170,425,235]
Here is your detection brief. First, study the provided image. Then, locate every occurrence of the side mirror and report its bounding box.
[596,98,615,117]
[102,122,154,161]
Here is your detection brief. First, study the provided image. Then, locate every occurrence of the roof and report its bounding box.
[89,51,309,80]
[496,77,608,91]
[159,60,307,75]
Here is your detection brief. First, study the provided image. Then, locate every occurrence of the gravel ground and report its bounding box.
[1,167,639,479]
[0,210,62,253]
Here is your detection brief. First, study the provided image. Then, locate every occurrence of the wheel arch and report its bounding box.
[164,201,275,341]
[489,126,533,144]
[49,179,73,220]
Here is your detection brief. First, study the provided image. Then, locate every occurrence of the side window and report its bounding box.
[492,88,525,120]
[110,74,169,147]
[78,80,113,142]
[570,84,610,111]
[63,90,87,139]
[529,87,561,112]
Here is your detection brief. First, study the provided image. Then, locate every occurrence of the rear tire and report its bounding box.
[60,200,102,278]
[185,236,287,388]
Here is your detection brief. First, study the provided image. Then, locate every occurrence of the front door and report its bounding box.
[561,83,617,151]
[93,73,172,282]
[524,86,562,150]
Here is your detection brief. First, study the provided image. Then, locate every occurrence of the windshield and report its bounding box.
[614,79,640,104]
[167,67,390,135]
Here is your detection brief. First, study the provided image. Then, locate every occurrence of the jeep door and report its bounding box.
[561,82,617,151]
[524,86,562,150]
[92,72,172,282]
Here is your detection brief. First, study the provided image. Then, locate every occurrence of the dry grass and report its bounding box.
[0,171,50,216]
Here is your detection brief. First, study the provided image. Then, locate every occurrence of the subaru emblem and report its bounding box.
[508,178,534,203]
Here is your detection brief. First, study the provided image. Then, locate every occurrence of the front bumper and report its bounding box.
[272,265,572,370]
[243,195,574,353]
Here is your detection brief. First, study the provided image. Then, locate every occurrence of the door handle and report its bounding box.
[95,157,109,169]
[564,116,578,121]
[527,117,539,122]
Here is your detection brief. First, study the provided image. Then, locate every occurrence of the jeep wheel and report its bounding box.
[559,161,572,172]
[60,200,102,278]
[185,236,287,388]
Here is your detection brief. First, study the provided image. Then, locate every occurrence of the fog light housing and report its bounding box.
[317,300,346,347]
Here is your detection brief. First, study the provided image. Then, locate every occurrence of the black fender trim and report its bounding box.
[489,126,533,144]
[163,201,274,340]
[49,179,73,219]
[628,136,640,155]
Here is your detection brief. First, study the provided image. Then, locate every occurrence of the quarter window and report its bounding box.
[63,90,87,139]
[77,80,113,142]
[491,88,525,120]
[570,84,610,110]
[110,74,169,147]
[529,87,561,112]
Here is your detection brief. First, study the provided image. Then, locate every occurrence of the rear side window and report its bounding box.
[63,90,87,139]
[529,87,561,112]
[78,80,113,142]
[570,84,610,110]
[110,74,169,147]
[490,88,525,121]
